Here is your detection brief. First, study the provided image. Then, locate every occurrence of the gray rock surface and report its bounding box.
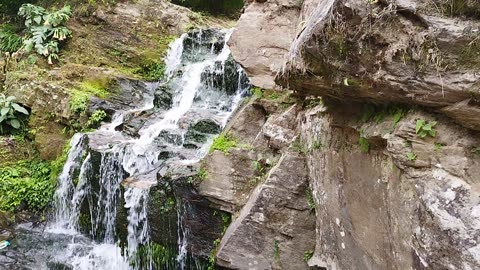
[228,0,303,89]
[300,102,480,270]
[216,152,315,270]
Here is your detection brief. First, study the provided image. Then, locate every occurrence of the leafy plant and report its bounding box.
[250,87,263,98]
[434,142,444,152]
[291,138,308,154]
[19,4,72,64]
[303,250,314,262]
[0,25,23,53]
[69,91,89,114]
[135,61,166,81]
[86,110,107,128]
[0,94,29,134]
[416,119,437,138]
[406,152,417,161]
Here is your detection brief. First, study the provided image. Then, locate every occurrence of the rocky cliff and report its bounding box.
[212,0,480,269]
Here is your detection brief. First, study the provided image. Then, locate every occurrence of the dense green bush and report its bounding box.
[0,160,55,212]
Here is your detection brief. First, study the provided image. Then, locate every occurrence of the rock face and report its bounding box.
[299,102,480,269]
[216,152,316,270]
[228,0,303,89]
[224,1,480,269]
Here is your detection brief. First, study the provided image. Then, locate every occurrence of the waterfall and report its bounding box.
[18,28,249,270]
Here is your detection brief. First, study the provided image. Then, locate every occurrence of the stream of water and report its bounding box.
[8,28,249,270]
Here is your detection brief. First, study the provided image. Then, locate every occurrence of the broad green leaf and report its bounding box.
[12,104,29,115]
[429,130,437,137]
[430,121,437,127]
[422,123,432,131]
[415,119,424,134]
[34,16,42,25]
[419,131,427,138]
[1,108,9,116]
[9,119,20,129]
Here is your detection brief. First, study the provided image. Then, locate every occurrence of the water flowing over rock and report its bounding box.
[11,28,249,270]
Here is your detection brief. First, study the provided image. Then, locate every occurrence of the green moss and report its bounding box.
[79,77,113,99]
[209,134,237,154]
[359,136,370,153]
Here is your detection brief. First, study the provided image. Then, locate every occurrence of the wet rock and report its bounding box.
[156,130,183,146]
[189,119,221,134]
[46,261,73,270]
[216,152,315,270]
[184,119,221,144]
[153,84,174,110]
[201,55,250,95]
[182,29,226,62]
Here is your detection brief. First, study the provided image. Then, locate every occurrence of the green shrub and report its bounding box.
[19,4,72,64]
[0,94,29,135]
[0,160,55,211]
[134,61,166,81]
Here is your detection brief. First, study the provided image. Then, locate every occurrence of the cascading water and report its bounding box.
[12,28,249,270]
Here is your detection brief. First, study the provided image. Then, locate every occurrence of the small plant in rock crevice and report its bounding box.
[303,250,314,262]
[416,119,437,138]
[306,187,316,213]
[86,109,107,129]
[273,239,280,260]
[406,152,417,161]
